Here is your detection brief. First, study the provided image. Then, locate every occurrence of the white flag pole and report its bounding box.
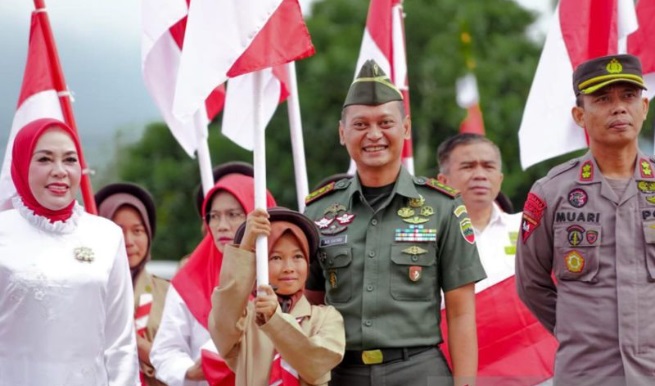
[286,62,310,212]
[253,70,269,287]
[195,114,214,196]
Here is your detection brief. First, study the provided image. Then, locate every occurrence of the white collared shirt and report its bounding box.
[473,203,522,292]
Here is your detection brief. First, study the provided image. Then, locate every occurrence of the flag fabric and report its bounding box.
[352,0,414,173]
[268,351,300,386]
[628,0,655,97]
[440,277,558,385]
[0,11,64,211]
[134,293,153,386]
[221,65,290,150]
[456,73,486,135]
[141,0,225,157]
[200,341,236,386]
[517,0,646,169]
[172,0,314,128]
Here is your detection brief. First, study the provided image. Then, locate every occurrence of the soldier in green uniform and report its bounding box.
[304,60,486,386]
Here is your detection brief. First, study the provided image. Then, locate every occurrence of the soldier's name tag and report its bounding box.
[320,235,347,247]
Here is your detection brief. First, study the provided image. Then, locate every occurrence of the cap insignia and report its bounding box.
[606,58,622,74]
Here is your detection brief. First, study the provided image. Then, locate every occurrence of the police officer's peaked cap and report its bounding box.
[343,59,404,107]
[573,54,646,96]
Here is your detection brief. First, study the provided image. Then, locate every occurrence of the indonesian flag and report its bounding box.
[0,11,64,211]
[200,340,235,386]
[352,0,414,174]
[221,65,290,150]
[141,0,225,157]
[517,0,655,169]
[440,276,558,385]
[456,73,486,135]
[172,0,314,128]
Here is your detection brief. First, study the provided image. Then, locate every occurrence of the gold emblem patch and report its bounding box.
[408,195,425,208]
[564,251,585,273]
[606,58,622,74]
[402,246,428,255]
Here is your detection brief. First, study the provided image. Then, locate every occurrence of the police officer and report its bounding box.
[304,60,486,386]
[516,54,655,386]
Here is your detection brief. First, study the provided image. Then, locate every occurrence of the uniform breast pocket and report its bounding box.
[389,244,436,301]
[553,224,601,282]
[642,220,655,282]
[321,247,353,304]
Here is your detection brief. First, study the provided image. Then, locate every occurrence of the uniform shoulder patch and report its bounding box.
[305,178,350,205]
[417,177,459,198]
[546,158,579,179]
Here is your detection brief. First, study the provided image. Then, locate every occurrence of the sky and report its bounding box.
[0,0,554,171]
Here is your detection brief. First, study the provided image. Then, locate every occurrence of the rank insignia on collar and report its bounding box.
[408,195,425,208]
[409,266,422,282]
[402,246,428,255]
[640,158,653,178]
[565,250,585,273]
[398,207,415,218]
[580,161,593,182]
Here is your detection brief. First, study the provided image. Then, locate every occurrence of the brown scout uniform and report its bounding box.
[134,270,170,386]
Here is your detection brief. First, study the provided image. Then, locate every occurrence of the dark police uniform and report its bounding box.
[305,168,486,385]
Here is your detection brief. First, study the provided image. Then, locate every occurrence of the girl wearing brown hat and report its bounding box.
[209,207,345,386]
[96,182,170,386]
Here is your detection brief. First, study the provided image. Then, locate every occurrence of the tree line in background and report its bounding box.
[94,0,655,261]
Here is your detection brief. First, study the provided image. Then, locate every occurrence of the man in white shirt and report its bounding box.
[436,133,556,385]
[437,133,521,290]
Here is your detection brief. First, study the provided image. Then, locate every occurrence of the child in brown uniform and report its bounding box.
[209,207,345,386]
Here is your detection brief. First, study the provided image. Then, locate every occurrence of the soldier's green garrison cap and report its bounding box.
[343,59,403,107]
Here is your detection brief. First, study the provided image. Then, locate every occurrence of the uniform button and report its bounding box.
[368,251,375,258]
[366,285,373,291]
[371,219,378,226]
[328,260,334,266]
[411,256,418,262]
[364,320,372,327]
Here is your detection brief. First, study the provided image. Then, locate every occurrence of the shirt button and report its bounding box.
[411,255,418,262]
[368,251,375,258]
[366,285,373,291]
[371,219,378,226]
[364,320,372,327]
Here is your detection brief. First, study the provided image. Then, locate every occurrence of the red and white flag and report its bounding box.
[352,0,414,173]
[517,0,652,169]
[0,11,64,211]
[141,0,225,157]
[456,73,486,135]
[221,65,290,150]
[441,276,558,385]
[269,351,300,386]
[172,0,314,127]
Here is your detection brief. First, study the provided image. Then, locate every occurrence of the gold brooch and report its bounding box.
[74,247,94,263]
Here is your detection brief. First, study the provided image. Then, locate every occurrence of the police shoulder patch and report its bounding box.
[416,177,459,198]
[305,179,350,205]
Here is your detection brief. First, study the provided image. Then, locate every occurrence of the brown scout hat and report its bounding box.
[194,161,254,217]
[234,207,320,260]
[343,59,403,107]
[573,54,646,96]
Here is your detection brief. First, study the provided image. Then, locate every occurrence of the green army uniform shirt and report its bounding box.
[305,167,486,350]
